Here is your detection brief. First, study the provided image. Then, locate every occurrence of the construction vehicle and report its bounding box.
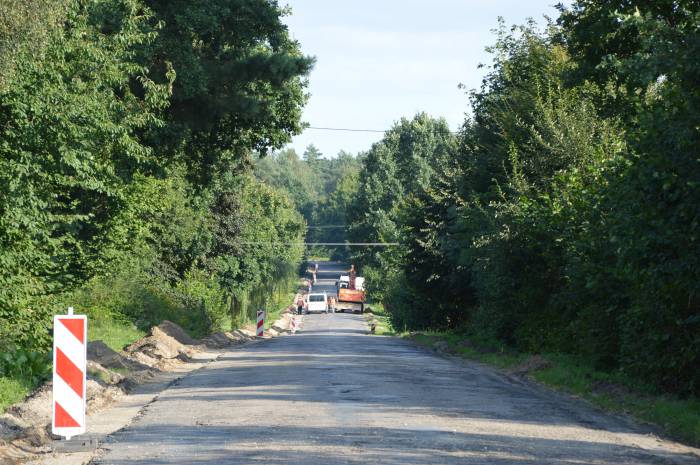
[336,265,366,313]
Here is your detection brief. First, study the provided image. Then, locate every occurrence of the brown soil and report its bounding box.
[202,331,253,349]
[125,326,194,362]
[157,320,200,346]
[87,341,139,371]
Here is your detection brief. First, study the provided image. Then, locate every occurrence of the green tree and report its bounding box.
[0,0,66,91]
[0,0,170,349]
[302,144,323,169]
[347,113,457,311]
[559,0,700,392]
[140,0,314,187]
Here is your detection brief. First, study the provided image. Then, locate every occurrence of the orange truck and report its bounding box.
[336,265,366,313]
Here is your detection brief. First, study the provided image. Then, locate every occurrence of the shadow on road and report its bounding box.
[101,423,698,465]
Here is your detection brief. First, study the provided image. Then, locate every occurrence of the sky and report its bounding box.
[282,0,566,158]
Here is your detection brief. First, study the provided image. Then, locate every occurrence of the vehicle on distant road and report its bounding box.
[305,292,329,313]
[336,265,366,313]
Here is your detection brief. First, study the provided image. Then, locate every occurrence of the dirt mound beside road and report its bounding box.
[124,325,196,368]
[202,331,253,348]
[87,341,130,370]
[157,320,200,346]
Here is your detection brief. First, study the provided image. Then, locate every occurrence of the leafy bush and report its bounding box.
[0,349,50,386]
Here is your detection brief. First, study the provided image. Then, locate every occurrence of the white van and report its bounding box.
[305,293,328,313]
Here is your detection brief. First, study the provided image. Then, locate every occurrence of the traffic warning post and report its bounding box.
[52,307,87,440]
[256,310,265,337]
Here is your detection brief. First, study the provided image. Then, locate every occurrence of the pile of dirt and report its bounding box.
[1,384,53,448]
[508,355,552,376]
[87,360,124,385]
[87,341,130,370]
[124,325,197,369]
[86,379,124,412]
[271,312,293,333]
[157,320,200,346]
[202,331,247,348]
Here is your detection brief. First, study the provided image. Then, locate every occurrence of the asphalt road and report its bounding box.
[307,260,346,298]
[93,263,700,465]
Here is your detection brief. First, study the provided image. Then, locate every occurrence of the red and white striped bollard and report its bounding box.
[52,307,87,440]
[256,310,265,337]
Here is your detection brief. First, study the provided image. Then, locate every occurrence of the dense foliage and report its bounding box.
[255,145,363,259]
[0,0,311,356]
[348,4,700,396]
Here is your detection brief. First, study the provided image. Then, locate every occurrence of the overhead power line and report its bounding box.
[306,126,460,135]
[308,126,386,133]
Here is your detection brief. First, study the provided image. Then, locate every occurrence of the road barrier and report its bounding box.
[52,307,87,440]
[256,310,265,337]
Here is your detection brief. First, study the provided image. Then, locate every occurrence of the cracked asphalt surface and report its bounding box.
[92,263,700,465]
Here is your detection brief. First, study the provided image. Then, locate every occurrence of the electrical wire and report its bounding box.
[306,126,460,135]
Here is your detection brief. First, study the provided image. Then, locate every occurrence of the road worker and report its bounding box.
[296,295,304,315]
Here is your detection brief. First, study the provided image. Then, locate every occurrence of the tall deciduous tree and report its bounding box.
[141,0,315,186]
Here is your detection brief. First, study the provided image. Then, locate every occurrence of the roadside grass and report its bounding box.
[406,330,700,447]
[533,354,700,446]
[0,376,33,414]
[87,307,146,352]
[265,289,297,329]
[366,303,396,336]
